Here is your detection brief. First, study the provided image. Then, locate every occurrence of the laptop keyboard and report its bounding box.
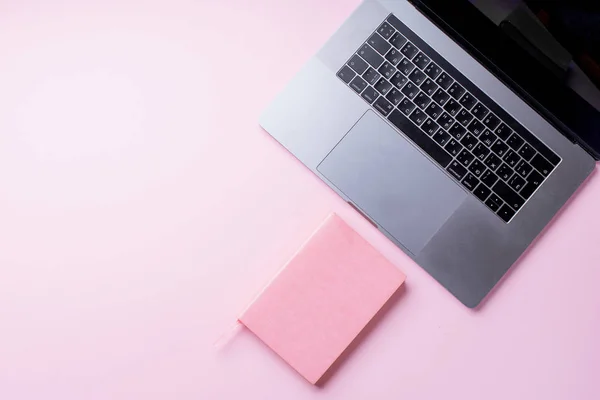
[337,14,561,223]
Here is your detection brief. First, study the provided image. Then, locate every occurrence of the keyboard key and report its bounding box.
[521,139,555,171]
[373,96,394,116]
[363,67,381,85]
[447,160,467,180]
[377,22,395,39]
[432,89,450,106]
[421,78,439,96]
[378,62,396,79]
[485,197,501,212]
[385,48,402,65]
[374,77,392,95]
[506,133,525,150]
[390,71,408,88]
[515,159,533,178]
[503,150,521,168]
[385,88,404,106]
[479,129,497,147]
[398,98,417,115]
[361,86,379,104]
[493,180,525,210]
[388,110,452,167]
[534,143,559,171]
[472,102,489,120]
[469,159,486,177]
[461,133,478,151]
[518,144,536,161]
[443,99,461,116]
[473,142,490,161]
[435,72,454,89]
[448,82,466,100]
[348,54,369,74]
[457,149,475,167]
[461,173,479,191]
[438,112,454,130]
[448,122,466,140]
[467,119,485,136]
[483,113,501,130]
[530,154,553,176]
[358,44,384,68]
[400,42,419,59]
[425,102,443,119]
[488,193,503,206]
[495,123,512,140]
[413,52,431,69]
[520,170,543,198]
[491,140,509,157]
[533,139,557,166]
[401,81,419,99]
[474,183,492,201]
[349,76,368,93]
[484,153,501,171]
[424,62,442,79]
[456,109,474,126]
[496,163,513,181]
[433,130,451,146]
[508,175,526,192]
[527,169,544,187]
[409,108,427,126]
[481,169,499,187]
[422,118,440,136]
[459,92,477,110]
[445,139,463,156]
[398,58,416,75]
[390,32,408,49]
[368,33,392,55]
[414,91,432,109]
[497,204,516,222]
[337,65,356,84]
[409,68,427,85]
[348,55,369,82]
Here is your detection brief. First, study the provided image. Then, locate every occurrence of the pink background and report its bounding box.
[0,1,598,399]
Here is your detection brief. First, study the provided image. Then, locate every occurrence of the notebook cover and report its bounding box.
[239,214,406,384]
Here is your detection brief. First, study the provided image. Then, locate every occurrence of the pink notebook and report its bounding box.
[239,214,406,384]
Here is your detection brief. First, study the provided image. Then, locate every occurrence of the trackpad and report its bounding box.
[318,111,467,255]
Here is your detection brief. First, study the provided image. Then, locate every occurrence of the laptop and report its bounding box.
[259,0,597,307]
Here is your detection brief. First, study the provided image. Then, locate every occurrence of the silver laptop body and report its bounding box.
[259,0,595,307]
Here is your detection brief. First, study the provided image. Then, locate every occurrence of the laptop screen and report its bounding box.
[473,1,600,97]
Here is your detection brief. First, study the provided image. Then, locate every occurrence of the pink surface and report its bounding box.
[0,1,599,399]
[240,214,406,384]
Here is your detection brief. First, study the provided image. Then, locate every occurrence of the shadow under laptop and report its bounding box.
[316,283,409,387]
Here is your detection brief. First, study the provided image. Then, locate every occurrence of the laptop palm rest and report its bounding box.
[318,111,467,255]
